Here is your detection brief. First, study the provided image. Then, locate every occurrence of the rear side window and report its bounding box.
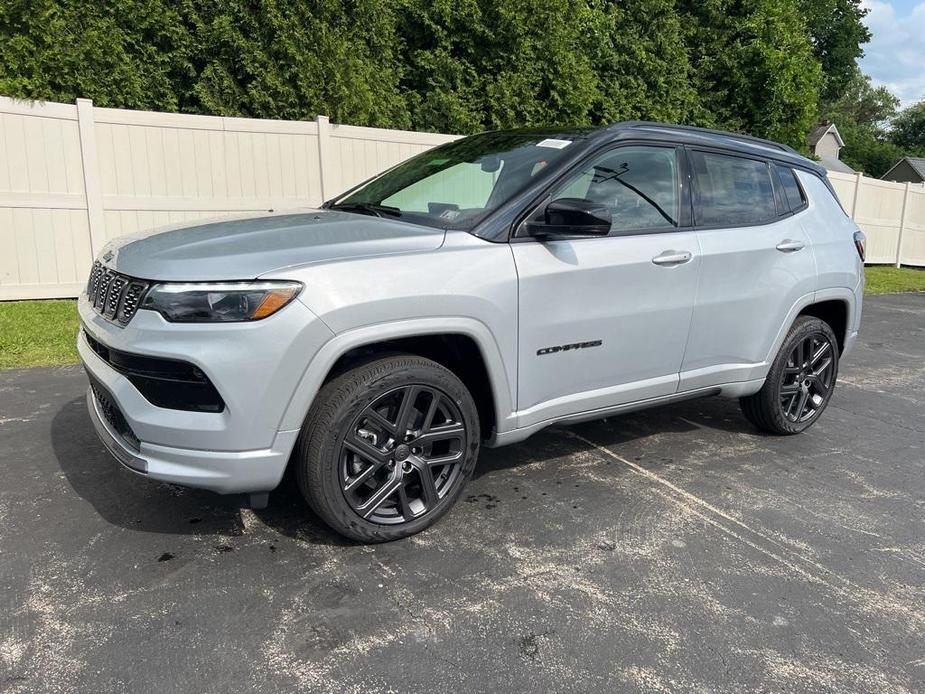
[690,151,777,226]
[774,164,807,212]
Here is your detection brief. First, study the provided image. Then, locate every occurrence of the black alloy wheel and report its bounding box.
[340,385,467,524]
[778,333,836,423]
[740,316,840,435]
[295,355,480,542]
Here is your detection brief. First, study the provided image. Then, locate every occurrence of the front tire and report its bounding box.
[294,355,480,542]
[740,316,839,435]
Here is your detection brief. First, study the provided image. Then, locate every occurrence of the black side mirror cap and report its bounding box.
[526,197,611,238]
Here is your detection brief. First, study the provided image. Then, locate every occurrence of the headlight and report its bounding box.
[141,281,302,322]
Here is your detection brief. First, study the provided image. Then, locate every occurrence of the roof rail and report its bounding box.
[613,121,798,154]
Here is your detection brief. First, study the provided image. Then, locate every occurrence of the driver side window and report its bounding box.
[550,146,680,234]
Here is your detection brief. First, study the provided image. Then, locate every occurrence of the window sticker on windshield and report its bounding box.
[440,209,460,220]
[536,138,572,149]
[429,158,450,165]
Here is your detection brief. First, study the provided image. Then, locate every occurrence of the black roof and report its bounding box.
[462,122,822,174]
[578,121,824,175]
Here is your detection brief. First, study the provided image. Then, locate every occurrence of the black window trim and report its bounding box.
[686,145,789,231]
[510,140,693,243]
[770,163,790,217]
[771,162,809,218]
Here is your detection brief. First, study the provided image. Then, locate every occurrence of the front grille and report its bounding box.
[86,371,141,451]
[86,261,150,326]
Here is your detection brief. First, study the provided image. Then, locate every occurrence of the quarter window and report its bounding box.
[691,151,777,226]
[774,164,807,212]
[549,146,680,233]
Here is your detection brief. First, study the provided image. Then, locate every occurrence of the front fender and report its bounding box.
[277,316,516,434]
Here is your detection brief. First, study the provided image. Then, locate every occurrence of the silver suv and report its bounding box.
[79,122,865,541]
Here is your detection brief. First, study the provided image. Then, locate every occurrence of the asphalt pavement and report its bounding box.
[1,293,923,693]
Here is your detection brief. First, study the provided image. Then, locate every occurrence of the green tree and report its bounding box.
[586,0,700,125]
[799,0,870,102]
[0,0,865,151]
[891,101,925,151]
[821,69,905,177]
[395,0,602,132]
[395,0,699,133]
[186,0,410,127]
[677,0,823,149]
[0,0,193,110]
[822,69,899,129]
[837,125,905,176]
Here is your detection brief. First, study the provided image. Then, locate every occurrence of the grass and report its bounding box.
[864,265,925,295]
[0,267,923,369]
[0,299,79,369]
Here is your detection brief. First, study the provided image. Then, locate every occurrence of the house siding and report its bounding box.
[814,131,841,160]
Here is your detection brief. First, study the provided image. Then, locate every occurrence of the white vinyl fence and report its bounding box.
[0,96,458,300]
[827,171,925,268]
[1,96,923,301]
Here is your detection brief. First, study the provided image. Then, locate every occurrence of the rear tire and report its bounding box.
[740,316,839,435]
[294,355,480,542]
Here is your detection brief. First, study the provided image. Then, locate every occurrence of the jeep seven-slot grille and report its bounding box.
[86,261,150,326]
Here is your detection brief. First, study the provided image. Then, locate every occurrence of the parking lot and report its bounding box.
[1,293,923,693]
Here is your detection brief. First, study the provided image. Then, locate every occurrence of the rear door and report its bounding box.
[512,144,701,424]
[680,149,816,391]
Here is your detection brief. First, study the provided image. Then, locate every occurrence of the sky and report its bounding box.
[859,0,925,107]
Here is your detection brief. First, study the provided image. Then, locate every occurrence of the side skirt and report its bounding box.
[486,381,762,448]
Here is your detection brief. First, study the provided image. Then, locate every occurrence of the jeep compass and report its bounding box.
[78,122,865,541]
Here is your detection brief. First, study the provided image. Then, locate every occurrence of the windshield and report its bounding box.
[327,131,585,231]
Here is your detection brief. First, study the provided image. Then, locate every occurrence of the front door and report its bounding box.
[512,144,701,427]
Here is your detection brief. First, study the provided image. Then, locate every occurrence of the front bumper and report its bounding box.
[86,385,299,492]
[78,295,333,493]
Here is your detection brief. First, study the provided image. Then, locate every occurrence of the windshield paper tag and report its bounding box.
[536,138,572,149]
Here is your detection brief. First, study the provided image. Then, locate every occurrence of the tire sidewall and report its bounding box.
[763,317,840,434]
[302,358,480,542]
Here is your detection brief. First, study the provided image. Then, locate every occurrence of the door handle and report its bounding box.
[652,250,693,266]
[776,239,805,252]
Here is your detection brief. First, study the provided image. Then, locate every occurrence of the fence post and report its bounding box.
[315,115,333,203]
[75,98,107,259]
[895,182,911,268]
[850,171,863,219]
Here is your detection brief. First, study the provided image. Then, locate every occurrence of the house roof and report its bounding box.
[881,157,925,182]
[819,155,856,174]
[807,122,845,148]
[906,157,925,178]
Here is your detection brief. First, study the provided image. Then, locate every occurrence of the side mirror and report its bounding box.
[526,198,611,238]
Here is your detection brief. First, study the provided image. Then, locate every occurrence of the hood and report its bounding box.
[102,209,446,281]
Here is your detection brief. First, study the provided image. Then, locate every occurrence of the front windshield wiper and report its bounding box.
[594,165,677,227]
[326,202,403,218]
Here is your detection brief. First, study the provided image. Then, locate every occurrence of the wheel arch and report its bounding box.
[278,318,514,440]
[797,298,849,355]
[765,289,856,367]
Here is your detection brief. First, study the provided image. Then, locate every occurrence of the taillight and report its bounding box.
[853,230,866,262]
